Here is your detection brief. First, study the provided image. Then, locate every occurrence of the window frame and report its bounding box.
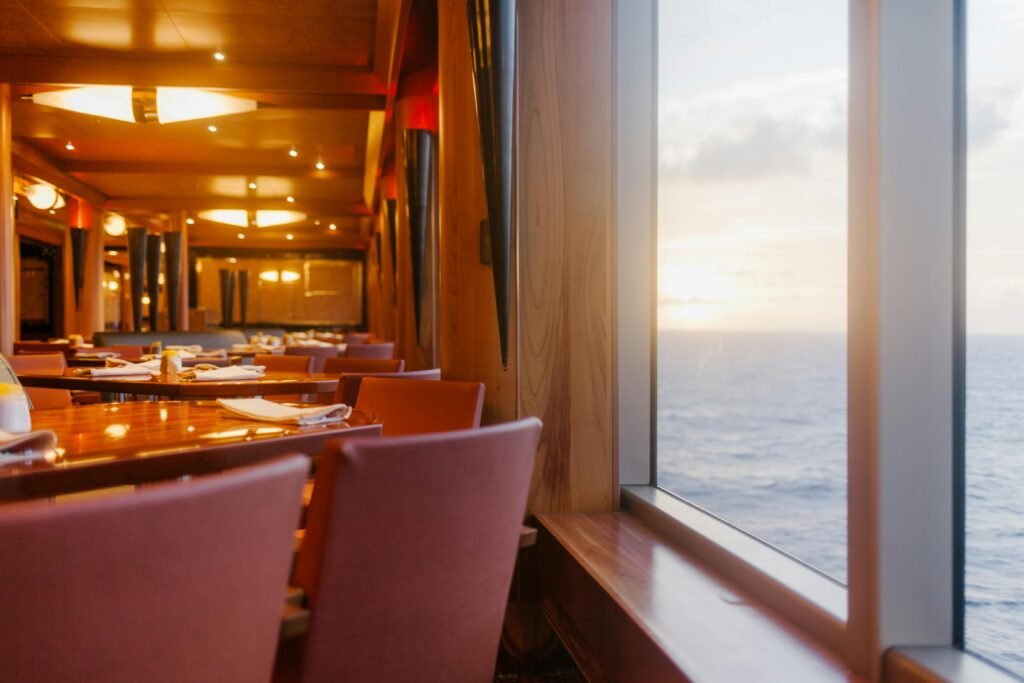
[615,0,1017,679]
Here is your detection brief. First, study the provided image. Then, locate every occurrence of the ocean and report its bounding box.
[656,330,1023,677]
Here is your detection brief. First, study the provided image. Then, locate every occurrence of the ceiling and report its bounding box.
[2,0,413,249]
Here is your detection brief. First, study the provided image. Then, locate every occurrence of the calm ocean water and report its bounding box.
[657,330,1023,677]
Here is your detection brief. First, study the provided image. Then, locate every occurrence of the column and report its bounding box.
[0,84,15,354]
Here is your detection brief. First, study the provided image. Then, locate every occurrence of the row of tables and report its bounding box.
[3,369,379,503]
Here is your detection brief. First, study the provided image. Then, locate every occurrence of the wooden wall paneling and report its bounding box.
[0,85,14,354]
[517,0,617,514]
[437,0,517,424]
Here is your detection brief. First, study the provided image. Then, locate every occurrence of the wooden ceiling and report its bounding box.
[2,0,413,249]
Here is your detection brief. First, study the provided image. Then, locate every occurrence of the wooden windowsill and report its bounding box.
[536,511,861,683]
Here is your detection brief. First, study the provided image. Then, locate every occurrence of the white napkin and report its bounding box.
[195,348,228,358]
[192,366,266,382]
[90,364,154,377]
[295,339,334,348]
[217,398,351,425]
[166,345,202,354]
[0,429,57,458]
[75,351,119,359]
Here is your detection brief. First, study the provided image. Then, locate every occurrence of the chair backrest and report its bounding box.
[343,332,371,344]
[0,455,308,683]
[13,341,72,358]
[4,353,72,409]
[284,345,339,372]
[322,357,405,376]
[87,345,145,361]
[292,420,542,683]
[92,329,251,349]
[354,377,482,436]
[334,368,441,406]
[344,342,394,360]
[254,353,313,373]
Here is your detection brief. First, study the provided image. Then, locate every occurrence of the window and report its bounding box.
[656,0,848,581]
[966,0,1024,675]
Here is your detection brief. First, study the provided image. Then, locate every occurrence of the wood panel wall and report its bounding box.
[517,0,617,513]
[437,0,517,425]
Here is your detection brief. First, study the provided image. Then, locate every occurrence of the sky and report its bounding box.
[657,0,1024,334]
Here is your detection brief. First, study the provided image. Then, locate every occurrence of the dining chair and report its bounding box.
[4,353,72,410]
[342,332,371,344]
[353,377,482,436]
[285,346,338,373]
[0,455,309,683]
[284,419,542,683]
[13,340,72,358]
[255,353,314,373]
[84,345,146,361]
[344,342,394,360]
[334,368,441,406]
[322,357,405,375]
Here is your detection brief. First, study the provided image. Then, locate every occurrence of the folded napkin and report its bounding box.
[217,398,352,425]
[0,429,57,457]
[195,348,228,358]
[166,344,202,353]
[75,351,119,359]
[192,366,266,382]
[90,364,154,377]
[295,339,335,348]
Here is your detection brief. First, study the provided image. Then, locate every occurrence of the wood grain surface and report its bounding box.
[0,401,379,501]
[16,370,340,398]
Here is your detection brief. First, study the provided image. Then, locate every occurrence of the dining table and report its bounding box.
[15,369,342,399]
[0,401,379,502]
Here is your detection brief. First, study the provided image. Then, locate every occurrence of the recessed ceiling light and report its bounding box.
[328,223,337,231]
[286,233,294,241]
[314,219,321,226]
[107,250,119,256]
[65,141,75,151]
[237,233,245,240]
[286,196,295,203]
[185,216,195,225]
[213,52,226,61]
[288,147,298,158]
[248,181,257,190]
[315,161,325,171]
[207,124,217,133]
[48,209,56,214]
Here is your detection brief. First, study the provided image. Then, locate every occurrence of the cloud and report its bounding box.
[676,117,815,182]
[968,85,1020,148]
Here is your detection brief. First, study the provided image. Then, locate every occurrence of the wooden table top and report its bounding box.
[0,401,379,502]
[16,370,341,398]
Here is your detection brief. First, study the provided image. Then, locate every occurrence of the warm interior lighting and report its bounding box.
[158,273,165,285]
[24,183,62,210]
[315,161,325,170]
[31,86,257,125]
[141,295,151,305]
[286,196,295,203]
[213,52,226,61]
[237,233,245,240]
[289,147,298,158]
[328,223,337,231]
[207,125,217,133]
[108,280,119,291]
[103,213,127,236]
[107,250,119,256]
[185,216,196,225]
[198,209,306,228]
[248,181,258,190]
[286,233,294,240]
[65,141,75,151]
[259,269,301,283]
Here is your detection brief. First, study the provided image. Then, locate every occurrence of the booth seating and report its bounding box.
[92,330,259,350]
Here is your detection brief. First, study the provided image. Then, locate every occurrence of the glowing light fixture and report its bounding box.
[237,233,245,240]
[288,147,298,158]
[328,223,337,231]
[108,280,119,291]
[104,213,127,236]
[286,195,295,203]
[24,183,62,210]
[207,124,217,133]
[141,295,151,305]
[248,181,258,190]
[259,269,301,283]
[213,52,226,61]
[65,141,75,151]
[30,86,258,125]
[315,161,325,170]
[286,233,294,241]
[198,209,306,228]
[107,250,119,256]
[185,216,195,225]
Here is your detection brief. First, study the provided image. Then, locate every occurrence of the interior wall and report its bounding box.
[517,0,617,513]
[437,0,517,425]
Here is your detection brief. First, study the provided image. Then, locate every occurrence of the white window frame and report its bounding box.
[615,1,1018,680]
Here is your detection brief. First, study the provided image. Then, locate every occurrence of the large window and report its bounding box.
[656,0,848,581]
[966,0,1024,675]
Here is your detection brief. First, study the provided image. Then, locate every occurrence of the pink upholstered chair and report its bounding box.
[85,345,145,361]
[334,368,441,406]
[285,346,338,373]
[0,455,309,683]
[344,342,394,360]
[13,340,72,358]
[4,353,72,410]
[353,377,481,436]
[342,332,371,344]
[322,357,405,375]
[284,419,542,683]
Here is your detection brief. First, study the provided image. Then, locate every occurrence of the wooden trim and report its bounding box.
[65,161,364,180]
[0,55,385,95]
[103,197,371,215]
[0,85,15,354]
[11,139,108,206]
